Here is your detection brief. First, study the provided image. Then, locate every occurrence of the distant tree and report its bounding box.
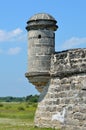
[25,95,39,103]
[0,95,39,103]
[25,95,32,102]
[6,96,13,102]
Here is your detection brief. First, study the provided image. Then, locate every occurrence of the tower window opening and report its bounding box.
[38,35,41,39]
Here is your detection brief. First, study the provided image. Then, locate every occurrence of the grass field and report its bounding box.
[0,102,57,130]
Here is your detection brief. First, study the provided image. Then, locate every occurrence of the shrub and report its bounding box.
[0,103,3,107]
[18,106,25,111]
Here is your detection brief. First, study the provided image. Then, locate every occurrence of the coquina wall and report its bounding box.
[25,13,86,130]
[34,48,86,130]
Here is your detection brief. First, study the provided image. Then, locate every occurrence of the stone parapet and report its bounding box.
[50,48,86,78]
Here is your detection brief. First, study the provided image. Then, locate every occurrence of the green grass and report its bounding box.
[0,102,58,130]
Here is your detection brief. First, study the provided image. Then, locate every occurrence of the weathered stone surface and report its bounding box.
[35,75,86,129]
[25,13,86,129]
[50,49,86,77]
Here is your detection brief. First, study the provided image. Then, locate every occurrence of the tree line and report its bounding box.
[0,95,39,103]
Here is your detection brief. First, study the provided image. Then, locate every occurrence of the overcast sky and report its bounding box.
[0,0,86,97]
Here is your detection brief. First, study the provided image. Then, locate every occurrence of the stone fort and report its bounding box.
[25,13,86,130]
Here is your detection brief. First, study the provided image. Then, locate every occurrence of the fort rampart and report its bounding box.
[25,13,86,130]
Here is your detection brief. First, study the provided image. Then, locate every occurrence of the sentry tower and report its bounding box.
[25,13,58,92]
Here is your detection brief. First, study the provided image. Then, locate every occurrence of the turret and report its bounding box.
[25,13,58,92]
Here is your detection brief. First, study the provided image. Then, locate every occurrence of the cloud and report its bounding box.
[0,28,26,42]
[7,47,21,55]
[62,37,86,50]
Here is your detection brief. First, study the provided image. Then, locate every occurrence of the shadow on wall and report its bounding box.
[38,81,50,102]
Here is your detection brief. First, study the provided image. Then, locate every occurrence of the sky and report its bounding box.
[0,0,86,97]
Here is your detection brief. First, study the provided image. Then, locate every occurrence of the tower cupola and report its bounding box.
[26,13,58,31]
